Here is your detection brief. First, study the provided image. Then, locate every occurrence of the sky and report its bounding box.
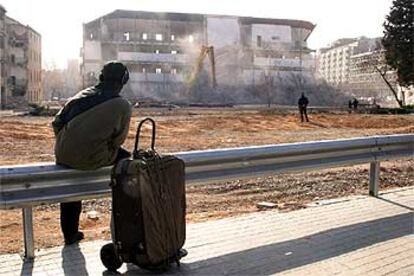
[2,0,394,69]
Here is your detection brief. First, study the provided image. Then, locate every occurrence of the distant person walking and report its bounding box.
[298,93,309,122]
[348,100,353,113]
[352,98,359,110]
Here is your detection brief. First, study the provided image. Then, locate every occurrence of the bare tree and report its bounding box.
[382,0,414,106]
[42,69,65,101]
[374,65,404,107]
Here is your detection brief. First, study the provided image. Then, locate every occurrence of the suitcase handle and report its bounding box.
[134,118,156,154]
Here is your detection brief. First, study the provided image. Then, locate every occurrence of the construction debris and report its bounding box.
[87,210,100,221]
[256,202,277,209]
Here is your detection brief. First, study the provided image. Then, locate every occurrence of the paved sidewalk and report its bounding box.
[1,188,413,275]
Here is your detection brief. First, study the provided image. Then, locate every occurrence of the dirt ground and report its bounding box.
[0,109,413,254]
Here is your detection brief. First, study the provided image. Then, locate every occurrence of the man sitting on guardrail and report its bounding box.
[52,61,132,245]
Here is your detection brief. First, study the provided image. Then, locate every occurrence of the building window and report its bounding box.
[155,34,163,41]
[171,35,175,41]
[188,35,194,43]
[11,54,15,64]
[171,68,177,75]
[11,76,16,85]
[142,33,148,40]
[123,32,130,41]
[155,68,162,74]
[271,36,280,40]
[257,36,262,47]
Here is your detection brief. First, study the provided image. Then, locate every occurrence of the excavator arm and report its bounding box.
[187,46,217,96]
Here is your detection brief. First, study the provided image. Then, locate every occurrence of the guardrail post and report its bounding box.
[22,207,35,259]
[369,162,380,197]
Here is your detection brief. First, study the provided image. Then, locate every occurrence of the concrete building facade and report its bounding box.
[318,38,357,85]
[316,37,412,104]
[0,5,42,109]
[0,5,6,107]
[347,50,398,100]
[317,37,381,86]
[81,10,315,101]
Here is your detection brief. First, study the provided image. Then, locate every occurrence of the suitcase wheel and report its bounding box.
[100,243,122,272]
[136,248,188,271]
[177,248,188,259]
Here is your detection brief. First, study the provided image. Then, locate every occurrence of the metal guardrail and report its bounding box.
[1,134,413,259]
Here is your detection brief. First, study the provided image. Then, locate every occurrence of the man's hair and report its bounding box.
[99,61,129,85]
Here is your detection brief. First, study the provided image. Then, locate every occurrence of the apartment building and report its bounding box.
[81,10,315,101]
[316,37,410,103]
[318,37,381,85]
[318,38,357,85]
[0,5,5,107]
[0,5,42,109]
[348,50,398,100]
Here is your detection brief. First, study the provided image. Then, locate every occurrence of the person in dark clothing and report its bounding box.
[53,61,132,245]
[298,93,309,122]
[352,98,359,110]
[348,100,353,113]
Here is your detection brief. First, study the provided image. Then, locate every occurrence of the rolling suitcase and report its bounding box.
[100,118,187,272]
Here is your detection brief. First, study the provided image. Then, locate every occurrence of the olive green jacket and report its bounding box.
[54,97,131,170]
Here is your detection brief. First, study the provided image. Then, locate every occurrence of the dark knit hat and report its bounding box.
[99,61,129,85]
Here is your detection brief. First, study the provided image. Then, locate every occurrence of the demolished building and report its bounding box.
[0,5,42,109]
[81,10,315,102]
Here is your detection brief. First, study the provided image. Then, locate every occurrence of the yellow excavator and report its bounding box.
[186,45,217,99]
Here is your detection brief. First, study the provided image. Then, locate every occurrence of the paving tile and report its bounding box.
[0,187,412,276]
